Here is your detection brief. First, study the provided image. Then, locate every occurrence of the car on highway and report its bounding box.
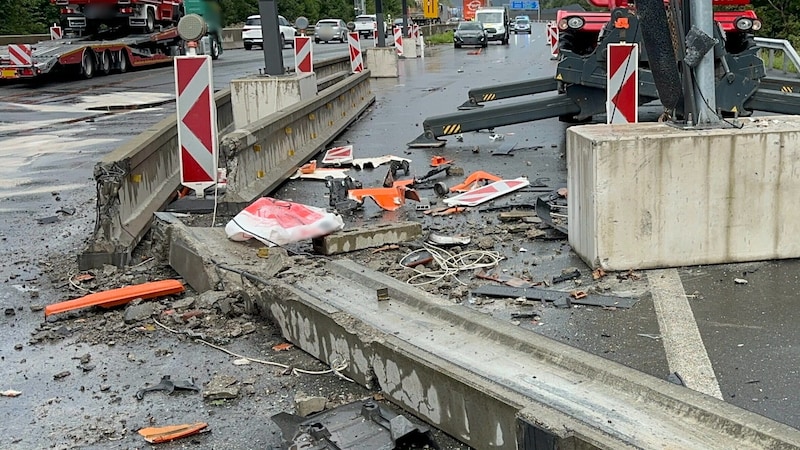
[513,16,531,34]
[354,14,388,37]
[453,21,488,48]
[314,19,348,43]
[242,14,297,50]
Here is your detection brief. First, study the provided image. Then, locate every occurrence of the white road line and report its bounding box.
[648,268,723,399]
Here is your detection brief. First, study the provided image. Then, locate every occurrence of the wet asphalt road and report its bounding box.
[1,23,798,446]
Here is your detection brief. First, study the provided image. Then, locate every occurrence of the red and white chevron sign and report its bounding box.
[50,25,63,40]
[393,26,403,56]
[175,55,218,196]
[347,32,363,73]
[294,36,313,74]
[607,43,639,124]
[322,145,354,165]
[547,22,559,58]
[8,44,32,67]
[373,22,378,47]
[444,178,531,207]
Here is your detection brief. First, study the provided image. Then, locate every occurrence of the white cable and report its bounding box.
[400,243,502,286]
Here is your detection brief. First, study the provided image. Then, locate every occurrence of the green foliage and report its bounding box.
[0,0,60,34]
[751,0,800,46]
[426,29,454,45]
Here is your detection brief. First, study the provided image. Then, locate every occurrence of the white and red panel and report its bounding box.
[607,43,639,124]
[347,32,363,73]
[444,178,531,207]
[294,35,313,74]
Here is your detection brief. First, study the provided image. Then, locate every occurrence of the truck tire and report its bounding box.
[116,50,129,73]
[144,7,155,34]
[244,42,252,50]
[98,50,111,75]
[210,38,220,60]
[80,49,95,79]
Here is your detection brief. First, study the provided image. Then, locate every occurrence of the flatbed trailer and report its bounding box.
[0,27,181,80]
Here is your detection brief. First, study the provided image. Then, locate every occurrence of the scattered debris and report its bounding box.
[290,161,350,180]
[592,268,607,280]
[272,342,294,352]
[492,141,518,156]
[476,270,537,288]
[56,206,76,216]
[225,197,344,247]
[44,279,185,317]
[399,250,433,268]
[348,184,420,211]
[376,287,390,302]
[124,302,155,324]
[667,372,686,387]
[136,375,201,400]
[444,178,531,207]
[427,233,471,246]
[470,285,639,308]
[449,170,502,193]
[272,400,439,449]
[553,269,581,284]
[372,244,400,253]
[313,221,422,255]
[137,423,209,444]
[617,269,641,281]
[203,375,239,401]
[498,210,537,222]
[326,176,363,211]
[535,192,568,235]
[351,155,410,170]
[433,182,449,197]
[430,155,454,167]
[1,390,22,397]
[36,216,59,225]
[233,358,251,365]
[488,132,505,141]
[293,391,328,417]
[53,371,71,380]
[734,278,749,285]
[637,334,662,340]
[321,145,354,166]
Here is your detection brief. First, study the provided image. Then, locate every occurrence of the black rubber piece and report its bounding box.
[635,0,683,112]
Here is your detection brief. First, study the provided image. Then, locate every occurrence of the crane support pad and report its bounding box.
[459,77,560,109]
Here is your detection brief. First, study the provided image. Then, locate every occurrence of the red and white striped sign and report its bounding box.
[50,25,63,40]
[7,44,32,67]
[607,43,639,124]
[547,22,559,59]
[294,36,313,74]
[175,55,218,196]
[410,24,419,39]
[347,32,363,73]
[322,145,354,165]
[393,26,403,56]
[444,178,531,207]
[373,22,378,47]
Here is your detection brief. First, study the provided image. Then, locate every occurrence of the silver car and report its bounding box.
[514,17,531,34]
[314,19,348,44]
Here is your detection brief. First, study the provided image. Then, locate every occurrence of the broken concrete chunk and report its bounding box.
[124,303,155,324]
[294,391,327,417]
[171,296,195,310]
[312,221,422,256]
[196,290,229,309]
[203,375,239,401]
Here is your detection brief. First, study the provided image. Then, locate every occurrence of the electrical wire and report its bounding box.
[399,243,503,286]
[153,318,353,382]
[689,69,744,129]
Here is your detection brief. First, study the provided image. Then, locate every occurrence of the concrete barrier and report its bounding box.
[79,57,368,269]
[0,34,48,45]
[220,70,374,202]
[220,27,242,50]
[164,226,800,450]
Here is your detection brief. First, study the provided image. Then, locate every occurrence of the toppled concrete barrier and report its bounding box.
[312,221,422,255]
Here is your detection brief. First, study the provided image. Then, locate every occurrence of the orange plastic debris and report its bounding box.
[44,279,185,317]
[571,290,588,300]
[449,171,502,193]
[430,156,453,167]
[349,185,420,211]
[614,17,629,29]
[299,160,317,174]
[425,206,466,216]
[138,422,209,444]
[272,342,294,351]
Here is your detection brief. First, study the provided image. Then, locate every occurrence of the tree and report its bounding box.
[751,0,800,44]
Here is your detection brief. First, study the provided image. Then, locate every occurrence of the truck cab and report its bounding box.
[474,7,510,45]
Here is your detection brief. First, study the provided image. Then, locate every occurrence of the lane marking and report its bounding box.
[648,268,723,399]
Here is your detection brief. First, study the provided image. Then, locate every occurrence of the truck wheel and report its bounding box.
[244,42,252,50]
[144,7,155,34]
[98,50,111,75]
[80,49,95,79]
[117,50,129,73]
[210,38,220,60]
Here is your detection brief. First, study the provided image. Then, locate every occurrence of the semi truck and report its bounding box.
[0,0,222,81]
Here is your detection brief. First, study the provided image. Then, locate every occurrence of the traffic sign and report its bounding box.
[463,0,484,21]
[444,178,530,207]
[294,36,313,74]
[607,43,639,124]
[424,0,439,19]
[511,1,538,9]
[175,55,218,196]
[347,32,363,73]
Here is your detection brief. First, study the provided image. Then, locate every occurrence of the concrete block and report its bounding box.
[364,47,399,78]
[230,73,317,129]
[567,116,800,270]
[312,221,422,255]
[402,39,418,58]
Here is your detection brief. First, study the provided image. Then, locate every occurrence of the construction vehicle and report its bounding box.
[407,0,800,148]
[53,0,182,34]
[0,0,222,81]
[408,0,452,25]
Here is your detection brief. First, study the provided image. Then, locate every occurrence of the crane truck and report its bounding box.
[0,0,222,81]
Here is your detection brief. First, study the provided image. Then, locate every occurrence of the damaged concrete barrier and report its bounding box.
[312,221,422,255]
[568,116,800,270]
[79,56,366,270]
[164,218,800,450]
[220,69,375,203]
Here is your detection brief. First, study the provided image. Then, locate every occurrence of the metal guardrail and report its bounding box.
[79,56,360,269]
[755,37,800,76]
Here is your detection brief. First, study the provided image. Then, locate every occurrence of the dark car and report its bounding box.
[453,21,488,48]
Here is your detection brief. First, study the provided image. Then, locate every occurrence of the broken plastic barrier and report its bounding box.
[225,197,344,247]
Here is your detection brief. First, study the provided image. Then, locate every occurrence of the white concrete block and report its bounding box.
[230,72,317,129]
[364,47,398,78]
[402,39,418,58]
[567,116,800,270]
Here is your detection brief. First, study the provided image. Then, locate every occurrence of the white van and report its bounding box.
[475,7,510,45]
[242,14,297,50]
